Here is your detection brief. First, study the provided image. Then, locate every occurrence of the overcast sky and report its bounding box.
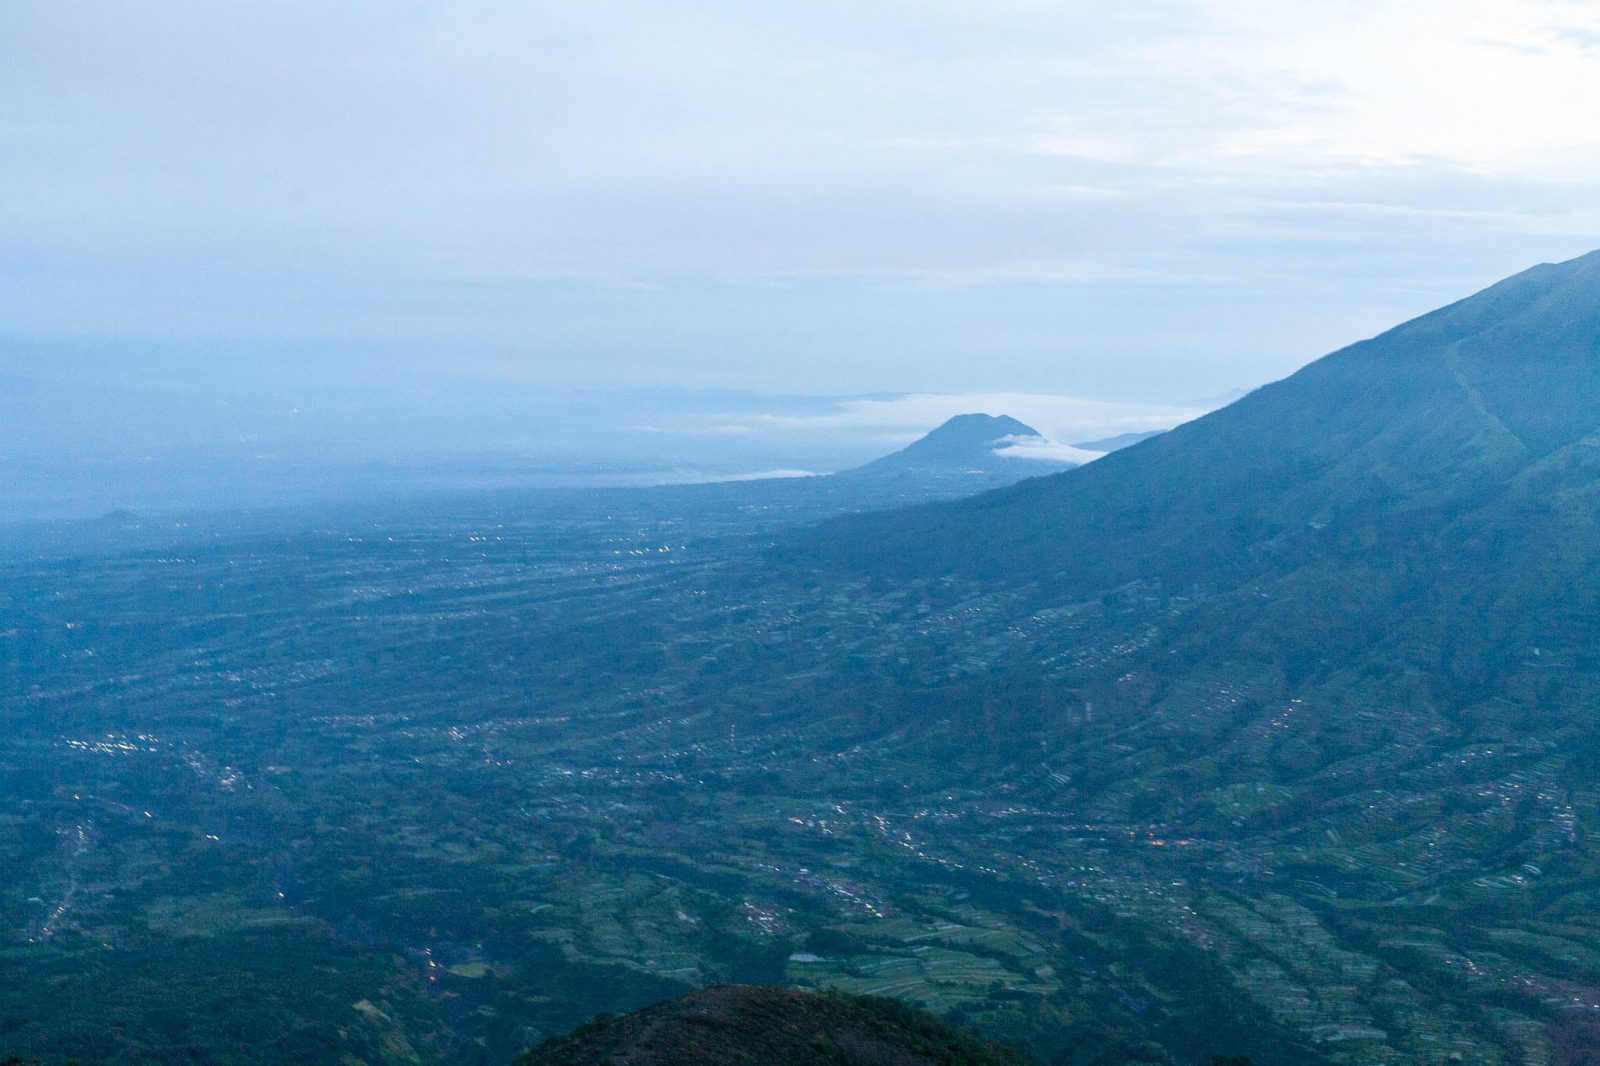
[6,1,1600,465]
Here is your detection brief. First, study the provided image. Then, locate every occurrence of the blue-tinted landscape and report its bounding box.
[8,5,1600,1065]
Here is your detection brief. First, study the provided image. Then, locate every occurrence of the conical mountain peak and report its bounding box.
[922,412,1040,440]
[838,412,1067,482]
[888,413,1042,459]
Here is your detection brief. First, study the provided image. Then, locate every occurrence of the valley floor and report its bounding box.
[3,490,1598,1065]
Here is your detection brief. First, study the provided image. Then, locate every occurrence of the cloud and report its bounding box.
[651,468,818,485]
[992,435,1107,465]
[2,2,1598,411]
[745,391,1216,445]
[1552,23,1600,51]
[709,468,817,482]
[1016,2,1600,187]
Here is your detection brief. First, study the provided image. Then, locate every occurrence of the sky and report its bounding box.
[6,1,1600,510]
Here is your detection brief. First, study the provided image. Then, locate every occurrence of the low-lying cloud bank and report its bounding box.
[743,391,1209,445]
[704,389,1239,473]
[991,435,1109,465]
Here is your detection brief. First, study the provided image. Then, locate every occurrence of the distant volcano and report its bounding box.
[837,413,1074,483]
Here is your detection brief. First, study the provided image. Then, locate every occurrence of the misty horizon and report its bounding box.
[1,351,1243,520]
[13,6,1600,1065]
[9,3,1600,528]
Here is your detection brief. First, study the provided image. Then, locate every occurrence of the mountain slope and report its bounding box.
[765,252,1600,1061]
[811,251,1600,594]
[14,256,1600,1066]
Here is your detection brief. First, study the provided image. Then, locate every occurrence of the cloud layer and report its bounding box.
[993,436,1114,466]
[740,392,1208,446]
[3,2,1599,402]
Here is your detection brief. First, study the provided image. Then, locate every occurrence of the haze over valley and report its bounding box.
[9,4,1600,1066]
[0,369,1225,523]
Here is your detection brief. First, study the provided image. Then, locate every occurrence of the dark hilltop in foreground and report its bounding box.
[516,985,1034,1066]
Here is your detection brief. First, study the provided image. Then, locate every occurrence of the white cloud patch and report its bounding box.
[653,468,819,485]
[1029,0,1600,183]
[992,435,1107,465]
[711,468,817,482]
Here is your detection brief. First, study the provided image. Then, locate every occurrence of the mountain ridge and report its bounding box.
[12,254,1600,1065]
[804,249,1600,594]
